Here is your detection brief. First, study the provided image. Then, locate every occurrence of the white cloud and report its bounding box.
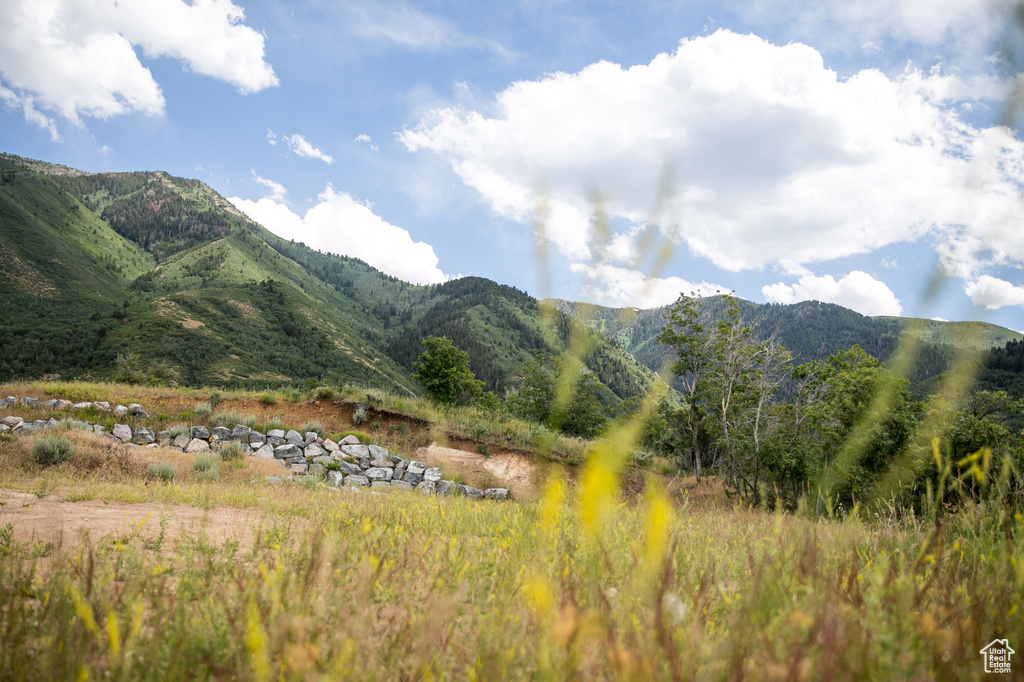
[229,186,448,285]
[251,170,287,202]
[283,134,334,164]
[345,2,510,58]
[964,275,1024,309]
[0,85,60,140]
[355,134,379,152]
[401,30,1024,292]
[266,129,278,146]
[0,0,277,129]
[570,263,725,309]
[762,271,903,316]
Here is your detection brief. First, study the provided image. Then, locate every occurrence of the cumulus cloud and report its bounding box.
[0,0,277,132]
[282,134,334,164]
[229,186,448,285]
[251,171,287,202]
[401,30,1024,297]
[570,263,725,309]
[964,275,1024,309]
[762,271,903,316]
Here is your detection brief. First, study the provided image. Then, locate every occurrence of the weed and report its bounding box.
[147,461,175,482]
[194,401,211,416]
[209,391,223,410]
[168,425,191,438]
[193,453,221,481]
[353,404,368,425]
[57,418,91,431]
[476,443,490,456]
[241,414,257,428]
[314,386,335,400]
[371,421,381,431]
[211,410,245,428]
[31,436,75,466]
[219,441,245,462]
[301,421,325,438]
[259,391,279,406]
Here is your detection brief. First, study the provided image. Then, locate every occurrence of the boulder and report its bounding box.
[340,444,370,458]
[307,463,326,477]
[304,443,325,459]
[339,434,361,445]
[284,429,304,446]
[21,397,39,408]
[389,455,404,465]
[402,471,424,486]
[266,429,286,439]
[1,416,24,428]
[186,438,210,453]
[92,425,105,436]
[113,405,129,418]
[417,481,436,495]
[327,470,344,487]
[391,480,414,491]
[274,444,302,459]
[304,431,318,444]
[157,431,172,446]
[210,426,232,441]
[133,427,155,445]
[0,396,17,408]
[368,444,389,460]
[365,467,394,482]
[72,402,93,410]
[406,461,427,475]
[127,403,146,416]
[231,424,251,441]
[424,467,443,483]
[368,459,394,469]
[266,435,285,447]
[322,439,339,452]
[336,461,363,476]
[55,400,73,410]
[0,425,8,434]
[94,401,111,412]
[459,485,484,499]
[312,455,333,466]
[288,463,308,475]
[41,399,60,409]
[435,480,458,497]
[371,481,391,490]
[252,444,275,459]
[112,423,133,442]
[45,418,58,429]
[345,475,370,487]
[190,425,210,440]
[171,434,191,449]
[266,476,282,485]
[248,432,266,446]
[484,488,511,500]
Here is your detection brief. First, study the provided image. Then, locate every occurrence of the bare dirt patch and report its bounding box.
[414,444,540,500]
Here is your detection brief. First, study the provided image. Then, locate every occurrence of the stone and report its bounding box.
[56,400,73,410]
[417,481,436,495]
[112,423,133,442]
[371,481,391,490]
[369,458,394,469]
[41,399,60,409]
[94,401,111,412]
[460,485,484,499]
[368,444,389,460]
[407,461,426,475]
[190,425,210,439]
[402,471,424,486]
[424,467,443,483]
[128,403,146,416]
[44,418,58,428]
[266,476,282,485]
[284,429,304,446]
[391,480,414,491]
[394,462,406,477]
[484,488,510,500]
[308,463,326,477]
[304,443,325,459]
[274,444,302,459]
[133,427,155,444]
[171,434,191,449]
[322,439,339,452]
[304,431,318,444]
[186,438,210,453]
[345,475,370,487]
[72,402,93,410]
[336,461,362,476]
[339,434,361,445]
[0,396,17,408]
[113,405,129,418]
[21,397,39,408]
[157,431,172,446]
[210,426,231,441]
[435,480,458,497]
[252,444,275,459]
[365,467,393,482]
[389,455,404,465]
[313,455,333,466]
[340,444,369,458]
[92,425,104,435]
[231,424,251,440]
[248,432,266,446]
[266,429,286,439]
[0,424,8,434]
[327,470,344,487]
[288,463,308,475]
[266,436,285,447]
[1,416,23,428]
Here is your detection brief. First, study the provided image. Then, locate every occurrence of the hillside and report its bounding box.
[0,154,656,407]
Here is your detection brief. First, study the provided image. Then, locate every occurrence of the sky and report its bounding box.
[1,0,1023,332]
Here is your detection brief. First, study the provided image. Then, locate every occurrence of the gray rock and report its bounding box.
[113,405,129,418]
[210,426,231,441]
[339,434,361,445]
[18,424,38,434]
[72,402,93,410]
[336,461,362,476]
[190,425,210,439]
[94,401,111,412]
[55,399,73,410]
[322,438,339,452]
[304,443,325,459]
[248,432,266,446]
[435,480,458,497]
[340,444,369,458]
[313,455,333,466]
[252,444,275,459]
[484,488,511,500]
[389,455,405,465]
[402,471,424,486]
[304,431,318,444]
[92,425,105,435]
[424,467,443,483]
[231,424,251,440]
[371,481,391,490]
[157,430,171,446]
[407,461,426,475]
[274,444,302,459]
[417,481,436,495]
[365,467,394,482]
[185,438,210,453]
[391,480,414,491]
[460,485,484,499]
[0,396,17,408]
[41,399,60,409]
[307,463,326,477]
[21,397,39,408]
[368,458,393,469]
[327,470,344,487]
[266,429,286,439]
[171,434,191,449]
[284,429,304,446]
[1,416,24,428]
[345,475,370,487]
[132,427,155,444]
[112,423,133,442]
[0,424,8,434]
[288,463,308,475]
[44,418,58,428]
[266,435,285,447]
[266,476,282,485]
[368,444,389,460]
[394,462,406,477]
[128,403,146,416]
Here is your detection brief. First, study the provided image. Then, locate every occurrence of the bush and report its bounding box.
[302,421,325,438]
[194,401,211,416]
[353,404,368,425]
[168,425,191,438]
[314,386,335,401]
[371,421,381,431]
[219,441,245,461]
[58,419,91,431]
[324,460,341,471]
[476,443,490,456]
[147,462,176,482]
[281,387,305,403]
[260,415,284,432]
[241,414,257,428]
[193,452,220,480]
[31,437,75,466]
[211,410,245,428]
[209,392,223,410]
[258,391,279,406]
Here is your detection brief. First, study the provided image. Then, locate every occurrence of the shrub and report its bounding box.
[211,410,245,428]
[476,443,490,457]
[371,421,381,431]
[324,460,341,471]
[31,437,75,466]
[281,387,305,403]
[194,401,211,416]
[147,462,176,482]
[208,392,223,410]
[260,415,284,432]
[258,391,278,406]
[314,386,335,401]
[302,421,325,438]
[193,452,220,480]
[58,419,91,431]
[299,474,320,487]
[353,404,368,425]
[241,414,257,428]
[219,441,245,461]
[168,425,191,438]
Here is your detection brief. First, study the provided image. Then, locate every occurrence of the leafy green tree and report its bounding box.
[411,336,484,405]
[507,353,609,439]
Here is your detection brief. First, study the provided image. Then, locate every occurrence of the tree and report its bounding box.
[507,353,609,439]
[411,336,484,405]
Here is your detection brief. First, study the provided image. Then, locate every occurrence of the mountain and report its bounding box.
[0,153,656,407]
[548,297,1022,387]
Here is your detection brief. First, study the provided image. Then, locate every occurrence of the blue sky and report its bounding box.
[1,0,1023,332]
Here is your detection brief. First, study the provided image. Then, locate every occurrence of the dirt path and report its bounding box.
[0,490,268,550]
